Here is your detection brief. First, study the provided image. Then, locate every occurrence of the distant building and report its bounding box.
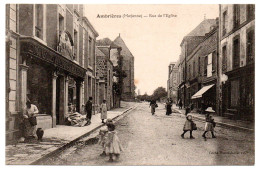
[167,62,178,102]
[113,34,135,101]
[96,47,114,110]
[177,19,217,107]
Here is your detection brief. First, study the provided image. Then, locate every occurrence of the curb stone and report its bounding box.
[30,106,137,165]
[172,108,254,132]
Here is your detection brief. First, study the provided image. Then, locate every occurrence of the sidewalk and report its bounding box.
[6,102,137,165]
[172,106,254,131]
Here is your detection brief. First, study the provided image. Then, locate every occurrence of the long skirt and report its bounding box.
[151,105,155,114]
[166,105,172,115]
[101,110,107,119]
[24,118,36,137]
[205,122,214,132]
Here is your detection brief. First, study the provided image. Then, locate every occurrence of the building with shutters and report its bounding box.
[6,4,99,142]
[217,4,255,121]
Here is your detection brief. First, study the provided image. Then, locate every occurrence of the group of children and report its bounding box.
[181,107,217,139]
[98,118,123,162]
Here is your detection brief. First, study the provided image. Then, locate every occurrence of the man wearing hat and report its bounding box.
[202,107,216,139]
[85,97,93,125]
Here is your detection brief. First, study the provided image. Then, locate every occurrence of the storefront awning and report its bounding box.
[191,84,215,99]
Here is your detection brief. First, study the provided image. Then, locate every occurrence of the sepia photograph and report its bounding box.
[4,1,256,166]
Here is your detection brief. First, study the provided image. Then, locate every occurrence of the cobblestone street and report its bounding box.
[40,102,254,165]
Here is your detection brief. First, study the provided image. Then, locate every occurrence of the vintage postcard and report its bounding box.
[5,2,255,166]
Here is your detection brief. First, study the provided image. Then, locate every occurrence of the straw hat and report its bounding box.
[205,107,215,113]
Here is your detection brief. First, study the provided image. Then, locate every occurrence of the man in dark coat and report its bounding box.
[85,97,93,124]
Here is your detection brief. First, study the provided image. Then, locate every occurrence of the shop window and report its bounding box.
[233,4,240,29]
[247,4,255,21]
[246,29,255,64]
[233,36,240,69]
[222,46,227,72]
[27,63,51,115]
[222,11,227,36]
[35,4,44,39]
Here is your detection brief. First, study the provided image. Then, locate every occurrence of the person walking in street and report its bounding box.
[106,122,123,162]
[178,99,183,109]
[98,126,109,156]
[202,107,216,139]
[181,114,196,139]
[100,100,108,123]
[85,97,93,125]
[149,99,157,115]
[166,98,172,116]
[23,101,39,139]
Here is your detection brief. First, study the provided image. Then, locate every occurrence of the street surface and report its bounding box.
[41,102,254,165]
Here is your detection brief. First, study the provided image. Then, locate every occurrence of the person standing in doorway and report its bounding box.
[85,97,93,125]
[100,100,108,123]
[179,99,183,109]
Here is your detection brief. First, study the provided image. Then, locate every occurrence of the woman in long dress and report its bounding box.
[166,99,172,116]
[23,101,39,139]
[100,100,108,123]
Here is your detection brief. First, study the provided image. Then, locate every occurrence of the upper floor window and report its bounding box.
[207,53,213,77]
[247,4,255,21]
[193,61,196,78]
[247,29,255,64]
[212,51,217,72]
[233,36,240,69]
[35,4,44,39]
[222,11,227,36]
[233,5,240,29]
[222,46,227,72]
[58,14,64,34]
[198,57,200,75]
[88,37,92,67]
[204,56,208,76]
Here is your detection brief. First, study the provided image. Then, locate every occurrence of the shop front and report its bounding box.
[222,64,254,121]
[19,37,86,129]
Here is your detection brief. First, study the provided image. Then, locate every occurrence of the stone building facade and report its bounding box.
[6,4,99,141]
[218,4,255,120]
[96,47,114,110]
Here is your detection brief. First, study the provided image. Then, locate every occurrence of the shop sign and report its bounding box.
[57,31,74,59]
[20,39,85,79]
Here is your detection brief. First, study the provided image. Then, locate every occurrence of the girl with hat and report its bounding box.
[105,122,123,162]
[181,114,196,139]
[202,107,216,139]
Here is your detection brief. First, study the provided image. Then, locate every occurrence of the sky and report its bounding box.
[84,4,219,95]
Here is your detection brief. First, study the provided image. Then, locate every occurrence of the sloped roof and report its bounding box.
[96,47,106,57]
[113,35,134,59]
[186,19,216,37]
[96,38,113,46]
[97,46,109,58]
